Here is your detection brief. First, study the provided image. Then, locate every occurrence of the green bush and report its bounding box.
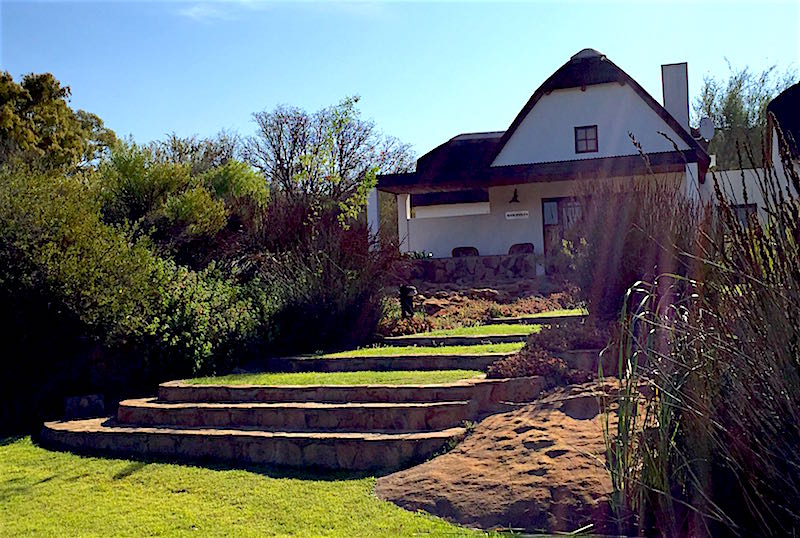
[99,142,193,224]
[0,168,259,432]
[162,185,228,239]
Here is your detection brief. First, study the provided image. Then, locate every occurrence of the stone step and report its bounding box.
[117,398,472,432]
[381,334,528,346]
[270,353,512,373]
[41,418,466,471]
[489,313,587,325]
[159,377,544,408]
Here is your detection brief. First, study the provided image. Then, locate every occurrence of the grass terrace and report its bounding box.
[0,438,485,537]
[322,342,524,358]
[404,324,541,338]
[187,370,485,386]
[515,308,587,319]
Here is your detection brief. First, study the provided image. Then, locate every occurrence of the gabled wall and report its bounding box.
[492,82,690,167]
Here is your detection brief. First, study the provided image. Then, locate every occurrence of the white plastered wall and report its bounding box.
[493,83,690,167]
[403,174,681,259]
[397,193,410,253]
[697,128,799,218]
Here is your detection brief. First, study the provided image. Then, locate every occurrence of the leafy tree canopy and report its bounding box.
[693,63,796,168]
[0,72,116,170]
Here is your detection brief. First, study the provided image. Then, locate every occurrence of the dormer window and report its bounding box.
[574,125,598,153]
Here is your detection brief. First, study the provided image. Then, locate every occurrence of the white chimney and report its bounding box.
[661,62,689,132]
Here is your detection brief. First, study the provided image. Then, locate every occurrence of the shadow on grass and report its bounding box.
[1,435,25,446]
[31,436,395,482]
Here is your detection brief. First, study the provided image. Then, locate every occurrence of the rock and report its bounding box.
[375,384,615,534]
[464,256,478,274]
[422,298,449,315]
[467,288,500,301]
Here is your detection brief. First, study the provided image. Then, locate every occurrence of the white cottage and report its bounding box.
[368,49,711,260]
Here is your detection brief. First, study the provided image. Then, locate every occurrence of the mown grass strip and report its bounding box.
[322,342,524,358]
[516,308,587,319]
[0,438,486,537]
[404,324,541,338]
[188,370,484,386]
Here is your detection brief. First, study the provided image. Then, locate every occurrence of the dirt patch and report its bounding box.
[378,283,580,336]
[375,383,617,534]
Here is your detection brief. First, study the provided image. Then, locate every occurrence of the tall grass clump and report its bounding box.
[605,128,800,536]
[563,172,708,321]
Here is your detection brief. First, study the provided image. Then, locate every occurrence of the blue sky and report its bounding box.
[2,1,798,157]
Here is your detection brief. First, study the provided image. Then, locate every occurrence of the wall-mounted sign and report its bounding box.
[505,210,530,220]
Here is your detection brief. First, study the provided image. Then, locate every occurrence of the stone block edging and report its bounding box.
[41,418,467,471]
[158,376,545,413]
[268,353,514,373]
[381,334,528,346]
[489,313,588,325]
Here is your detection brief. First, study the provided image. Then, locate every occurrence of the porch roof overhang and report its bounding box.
[378,150,700,194]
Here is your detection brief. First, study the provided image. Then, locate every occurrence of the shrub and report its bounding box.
[99,142,193,224]
[0,168,259,432]
[162,185,228,239]
[486,349,574,384]
[254,198,400,354]
[376,303,434,337]
[199,159,269,228]
[525,319,611,352]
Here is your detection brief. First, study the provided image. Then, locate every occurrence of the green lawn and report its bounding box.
[403,324,540,338]
[492,308,588,320]
[188,370,484,386]
[322,342,524,358]
[0,437,488,537]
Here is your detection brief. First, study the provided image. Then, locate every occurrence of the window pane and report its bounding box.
[576,126,597,153]
[563,201,582,229]
[735,204,757,226]
[543,201,559,225]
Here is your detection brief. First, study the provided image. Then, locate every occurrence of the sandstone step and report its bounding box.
[489,313,588,325]
[41,418,466,471]
[381,334,528,346]
[117,398,472,432]
[159,377,544,409]
[270,353,511,373]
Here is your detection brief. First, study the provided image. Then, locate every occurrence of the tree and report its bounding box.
[693,63,796,168]
[98,139,268,268]
[242,96,414,203]
[0,72,116,170]
[146,130,239,175]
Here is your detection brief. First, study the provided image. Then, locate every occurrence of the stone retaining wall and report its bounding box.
[41,418,464,471]
[408,253,538,284]
[159,376,545,411]
[271,353,510,373]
